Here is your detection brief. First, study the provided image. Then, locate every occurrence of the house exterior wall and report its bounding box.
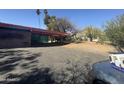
[0,22,69,48]
[31,33,49,44]
[0,27,31,48]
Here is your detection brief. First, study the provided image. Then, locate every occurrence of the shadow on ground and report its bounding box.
[0,50,41,75]
[0,60,94,84]
[31,42,70,47]
[5,67,55,84]
[0,49,97,84]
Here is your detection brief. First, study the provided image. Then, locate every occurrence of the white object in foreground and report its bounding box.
[109,53,124,68]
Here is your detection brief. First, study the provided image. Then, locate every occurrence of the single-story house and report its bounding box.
[0,22,68,48]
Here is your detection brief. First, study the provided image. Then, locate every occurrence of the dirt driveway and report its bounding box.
[0,42,116,83]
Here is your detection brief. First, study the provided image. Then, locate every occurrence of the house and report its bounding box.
[0,22,68,48]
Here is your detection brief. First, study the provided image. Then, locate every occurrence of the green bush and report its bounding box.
[105,14,124,48]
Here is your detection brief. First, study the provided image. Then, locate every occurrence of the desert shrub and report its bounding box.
[97,32,109,44]
[105,14,124,49]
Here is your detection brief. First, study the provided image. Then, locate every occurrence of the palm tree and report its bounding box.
[36,9,41,28]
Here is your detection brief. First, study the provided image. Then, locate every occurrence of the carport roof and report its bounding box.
[0,22,69,37]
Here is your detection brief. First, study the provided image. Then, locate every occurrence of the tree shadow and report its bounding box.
[5,67,55,84]
[24,53,41,60]
[21,54,41,69]
[0,50,25,58]
[31,42,70,47]
[0,63,19,75]
[20,60,39,69]
[0,58,94,84]
[0,50,41,75]
[0,57,22,74]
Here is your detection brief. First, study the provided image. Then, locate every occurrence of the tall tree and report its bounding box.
[105,14,124,52]
[56,18,76,32]
[43,10,76,33]
[84,26,101,42]
[43,9,51,30]
[36,9,41,28]
[47,16,59,31]
[36,9,40,15]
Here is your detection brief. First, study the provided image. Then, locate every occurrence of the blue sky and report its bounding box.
[0,9,124,30]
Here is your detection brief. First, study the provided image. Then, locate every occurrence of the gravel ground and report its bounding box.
[0,42,117,83]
